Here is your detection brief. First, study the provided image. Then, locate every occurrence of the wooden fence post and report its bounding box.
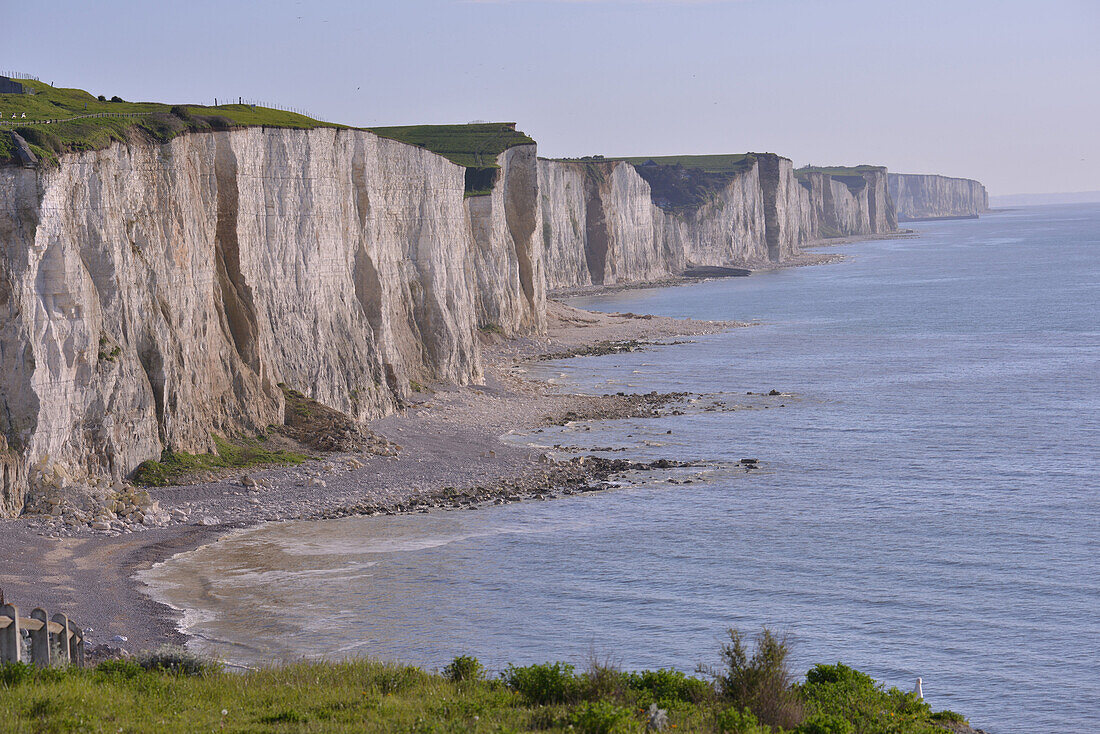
[0,604,20,664]
[29,608,50,667]
[51,613,71,665]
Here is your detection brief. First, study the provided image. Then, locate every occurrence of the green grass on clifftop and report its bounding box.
[0,79,339,164]
[795,164,886,178]
[611,153,756,174]
[1,79,533,196]
[367,122,535,168]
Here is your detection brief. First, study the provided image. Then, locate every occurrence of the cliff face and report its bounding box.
[540,154,895,290]
[538,160,672,289]
[888,173,988,220]
[0,127,545,516]
[1,126,906,517]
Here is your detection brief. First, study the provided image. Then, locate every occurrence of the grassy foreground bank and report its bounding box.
[0,631,971,734]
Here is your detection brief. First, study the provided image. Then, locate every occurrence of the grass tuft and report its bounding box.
[132,433,308,486]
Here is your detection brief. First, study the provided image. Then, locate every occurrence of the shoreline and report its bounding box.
[0,234,905,655]
[550,232,919,299]
[0,301,741,654]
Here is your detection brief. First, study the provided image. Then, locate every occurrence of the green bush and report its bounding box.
[95,659,144,680]
[0,663,35,688]
[709,628,804,729]
[624,668,711,707]
[14,126,62,155]
[796,713,856,734]
[367,664,428,695]
[931,710,966,723]
[715,706,766,734]
[800,663,933,734]
[443,655,484,683]
[136,646,221,676]
[503,661,578,705]
[569,700,637,734]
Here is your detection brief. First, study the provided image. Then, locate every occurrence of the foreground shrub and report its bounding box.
[800,663,932,734]
[443,654,484,683]
[578,657,628,703]
[0,662,35,688]
[569,700,638,734]
[796,713,856,734]
[95,658,144,680]
[715,706,768,733]
[624,668,712,708]
[707,628,804,729]
[504,661,578,704]
[136,645,221,676]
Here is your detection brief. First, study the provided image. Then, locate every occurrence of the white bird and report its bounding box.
[914,677,924,699]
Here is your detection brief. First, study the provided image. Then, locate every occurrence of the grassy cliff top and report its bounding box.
[795,164,887,178]
[367,122,535,168]
[0,78,340,164]
[548,153,757,174]
[0,80,533,177]
[612,153,755,174]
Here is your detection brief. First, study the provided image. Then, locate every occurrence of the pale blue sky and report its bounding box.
[6,0,1098,194]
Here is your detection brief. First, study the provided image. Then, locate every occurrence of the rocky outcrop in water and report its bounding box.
[888,173,988,220]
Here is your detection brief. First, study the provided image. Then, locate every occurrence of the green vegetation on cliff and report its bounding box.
[0,79,339,165]
[369,122,536,195]
[1,80,533,195]
[0,630,972,733]
[613,153,755,175]
[795,165,885,179]
[367,122,534,168]
[132,434,308,487]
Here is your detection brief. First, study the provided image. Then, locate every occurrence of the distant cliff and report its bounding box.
[888,173,988,220]
[540,155,896,290]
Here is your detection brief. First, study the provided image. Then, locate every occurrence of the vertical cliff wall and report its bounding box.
[888,173,988,220]
[465,144,545,334]
[538,159,674,289]
[539,154,897,291]
[0,127,551,516]
[799,168,896,236]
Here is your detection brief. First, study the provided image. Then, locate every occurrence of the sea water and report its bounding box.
[141,205,1100,733]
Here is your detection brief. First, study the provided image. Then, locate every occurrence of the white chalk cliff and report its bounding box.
[539,154,896,289]
[1,129,901,516]
[888,173,988,220]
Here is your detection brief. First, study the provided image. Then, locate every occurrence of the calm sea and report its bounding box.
[142,205,1100,734]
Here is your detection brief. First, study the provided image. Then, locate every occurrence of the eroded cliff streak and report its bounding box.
[466,145,545,335]
[888,173,988,220]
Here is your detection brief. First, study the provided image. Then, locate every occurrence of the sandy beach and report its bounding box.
[0,301,737,654]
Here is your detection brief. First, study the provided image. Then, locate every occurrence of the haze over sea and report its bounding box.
[143,205,1100,734]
